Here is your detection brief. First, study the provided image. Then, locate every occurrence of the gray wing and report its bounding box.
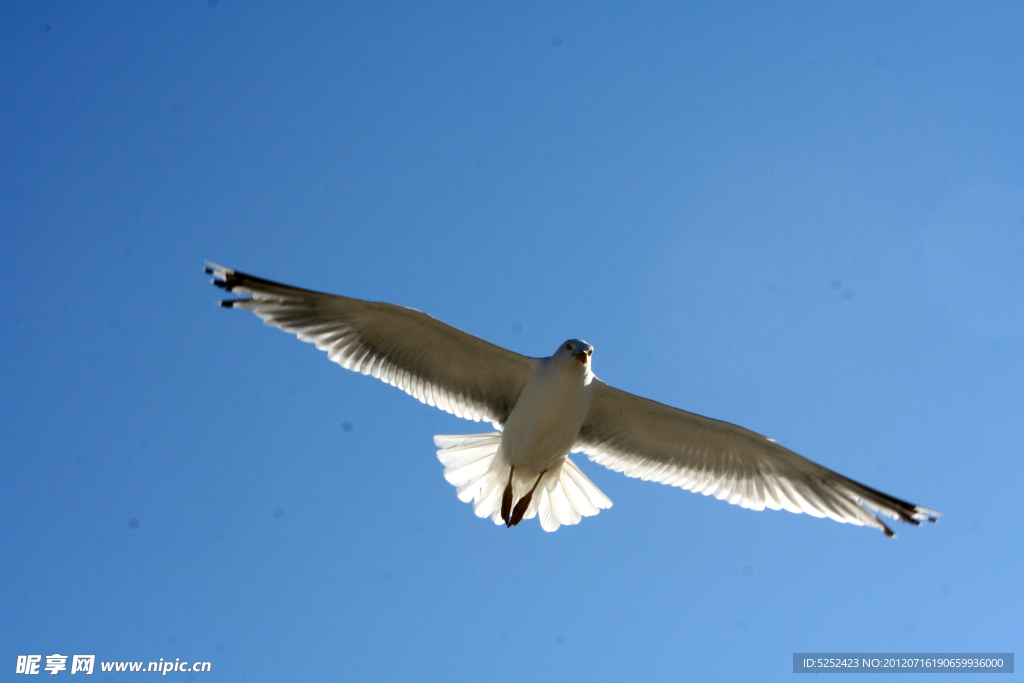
[207,262,535,426]
[575,380,939,536]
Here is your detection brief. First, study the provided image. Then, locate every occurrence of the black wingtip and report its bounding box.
[207,262,250,307]
[207,264,239,292]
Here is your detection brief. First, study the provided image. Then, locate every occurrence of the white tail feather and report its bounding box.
[434,434,612,531]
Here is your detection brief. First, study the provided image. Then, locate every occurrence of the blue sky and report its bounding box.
[2,2,1021,681]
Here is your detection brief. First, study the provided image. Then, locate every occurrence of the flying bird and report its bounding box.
[206,262,939,536]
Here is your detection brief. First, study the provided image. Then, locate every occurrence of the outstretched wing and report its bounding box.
[207,262,536,426]
[575,380,939,536]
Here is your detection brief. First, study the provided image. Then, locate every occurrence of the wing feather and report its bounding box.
[576,380,939,535]
[207,262,535,426]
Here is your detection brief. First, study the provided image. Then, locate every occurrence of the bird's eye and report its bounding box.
[565,343,572,351]
[587,349,592,356]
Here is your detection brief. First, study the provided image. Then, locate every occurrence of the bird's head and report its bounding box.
[556,339,593,369]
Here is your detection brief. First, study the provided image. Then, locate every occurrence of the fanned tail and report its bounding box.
[435,432,504,509]
[537,456,613,532]
[435,434,612,531]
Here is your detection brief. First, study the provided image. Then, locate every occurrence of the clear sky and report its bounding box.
[2,2,1021,681]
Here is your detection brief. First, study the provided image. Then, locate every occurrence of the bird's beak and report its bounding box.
[573,352,587,364]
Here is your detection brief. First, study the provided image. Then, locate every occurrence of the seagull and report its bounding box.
[206,262,939,536]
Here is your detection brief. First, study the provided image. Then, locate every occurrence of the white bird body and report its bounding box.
[501,347,593,473]
[206,262,939,536]
[436,342,609,530]
[483,342,598,527]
